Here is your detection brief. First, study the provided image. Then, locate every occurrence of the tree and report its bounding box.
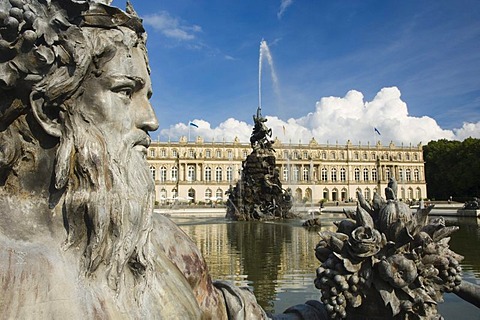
[423,138,480,200]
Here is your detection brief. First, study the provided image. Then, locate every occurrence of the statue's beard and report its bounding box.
[56,118,154,292]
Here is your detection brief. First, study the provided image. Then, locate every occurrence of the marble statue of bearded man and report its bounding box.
[0,1,275,319]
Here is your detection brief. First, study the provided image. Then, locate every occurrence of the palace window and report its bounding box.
[303,167,309,181]
[340,168,346,181]
[330,152,336,160]
[283,167,289,181]
[363,153,368,160]
[414,153,419,161]
[205,167,212,182]
[354,168,360,181]
[399,168,404,181]
[216,150,222,158]
[321,168,328,181]
[205,149,211,158]
[283,151,289,159]
[227,166,233,182]
[160,166,167,182]
[406,169,411,181]
[205,188,212,200]
[414,169,420,181]
[216,188,223,200]
[160,148,166,157]
[187,165,195,182]
[372,168,377,182]
[406,153,411,161]
[172,149,178,158]
[150,149,156,157]
[363,168,369,181]
[171,166,178,181]
[149,166,156,180]
[354,152,359,160]
[188,149,195,158]
[215,167,223,182]
[227,150,233,159]
[292,166,299,182]
[331,168,337,181]
[321,152,327,160]
[385,168,391,180]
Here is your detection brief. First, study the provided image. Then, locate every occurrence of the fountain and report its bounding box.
[225,40,293,221]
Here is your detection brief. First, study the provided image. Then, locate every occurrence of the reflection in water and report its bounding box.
[173,215,480,318]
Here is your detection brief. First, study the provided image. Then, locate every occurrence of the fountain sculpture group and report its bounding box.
[0,0,479,319]
[225,106,294,221]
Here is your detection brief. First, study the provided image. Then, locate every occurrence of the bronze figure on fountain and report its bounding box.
[226,106,293,220]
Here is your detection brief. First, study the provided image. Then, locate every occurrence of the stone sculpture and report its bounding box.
[1,1,478,319]
[226,106,293,220]
[314,178,479,319]
[462,197,480,210]
[0,1,270,318]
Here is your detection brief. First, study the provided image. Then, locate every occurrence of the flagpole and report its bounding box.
[188,121,191,142]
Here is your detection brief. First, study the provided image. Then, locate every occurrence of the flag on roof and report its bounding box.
[189,121,198,128]
[374,127,381,135]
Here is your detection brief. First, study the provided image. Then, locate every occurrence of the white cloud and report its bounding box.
[453,122,480,140]
[277,0,293,19]
[160,87,478,146]
[142,11,201,41]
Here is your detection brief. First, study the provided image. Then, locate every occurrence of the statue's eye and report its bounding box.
[112,85,134,98]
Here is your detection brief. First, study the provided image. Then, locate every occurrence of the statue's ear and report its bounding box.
[30,91,63,138]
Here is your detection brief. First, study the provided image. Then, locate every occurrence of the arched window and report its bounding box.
[215,166,223,182]
[363,168,369,181]
[171,166,178,181]
[283,166,289,181]
[205,188,212,200]
[399,168,404,181]
[406,169,411,181]
[414,169,420,181]
[226,166,233,182]
[205,166,212,182]
[372,168,377,182]
[385,167,391,180]
[321,167,328,181]
[331,168,337,181]
[160,166,167,182]
[149,166,156,180]
[160,188,167,200]
[340,168,346,181]
[292,166,299,182]
[187,165,195,182]
[354,168,360,181]
[416,188,422,200]
[303,167,309,181]
[216,188,223,200]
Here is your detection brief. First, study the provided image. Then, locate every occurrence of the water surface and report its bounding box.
[172,213,480,319]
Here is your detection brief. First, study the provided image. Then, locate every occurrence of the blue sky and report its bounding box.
[112,0,480,145]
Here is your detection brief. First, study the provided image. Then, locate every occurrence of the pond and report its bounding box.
[172,213,480,319]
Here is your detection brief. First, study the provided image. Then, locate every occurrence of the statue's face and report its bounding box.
[77,43,158,159]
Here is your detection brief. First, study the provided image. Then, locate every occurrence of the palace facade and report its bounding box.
[146,136,427,204]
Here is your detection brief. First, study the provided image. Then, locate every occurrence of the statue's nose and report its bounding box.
[136,98,159,132]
